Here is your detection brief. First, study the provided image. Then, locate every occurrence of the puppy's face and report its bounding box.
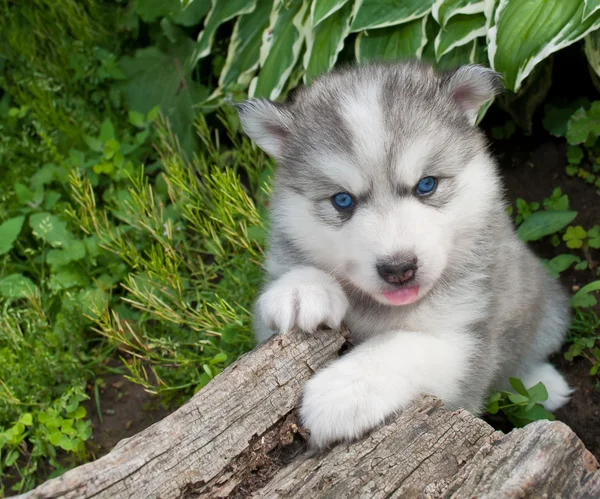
[238,63,502,306]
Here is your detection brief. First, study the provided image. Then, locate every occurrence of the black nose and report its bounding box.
[376,258,418,285]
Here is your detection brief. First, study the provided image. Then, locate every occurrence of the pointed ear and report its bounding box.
[443,65,503,125]
[235,99,293,159]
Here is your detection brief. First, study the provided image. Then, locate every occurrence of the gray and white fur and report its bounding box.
[236,61,572,450]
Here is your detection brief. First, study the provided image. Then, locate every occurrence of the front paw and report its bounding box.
[257,267,348,333]
[299,361,398,449]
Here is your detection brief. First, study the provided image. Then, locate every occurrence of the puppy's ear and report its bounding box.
[443,65,503,125]
[235,99,293,160]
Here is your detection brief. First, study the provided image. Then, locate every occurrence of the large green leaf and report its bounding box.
[311,0,351,27]
[356,16,428,63]
[351,0,435,32]
[250,0,309,100]
[584,0,600,20]
[489,0,600,91]
[120,37,208,154]
[0,274,37,298]
[0,216,25,256]
[432,0,485,26]
[304,2,354,84]
[195,0,257,62]
[219,0,274,88]
[29,213,74,248]
[435,13,486,59]
[585,29,600,79]
[516,210,578,242]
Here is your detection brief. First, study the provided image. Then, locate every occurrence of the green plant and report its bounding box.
[0,387,92,495]
[565,308,600,386]
[486,378,555,428]
[491,119,516,141]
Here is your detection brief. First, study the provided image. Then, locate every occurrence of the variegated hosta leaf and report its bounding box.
[584,0,600,20]
[488,0,600,92]
[351,0,435,32]
[585,29,600,78]
[250,0,309,100]
[194,0,257,65]
[435,13,486,59]
[304,2,354,84]
[311,0,351,27]
[355,16,428,63]
[219,0,274,88]
[432,0,485,26]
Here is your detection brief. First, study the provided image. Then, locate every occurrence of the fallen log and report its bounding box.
[17,328,600,499]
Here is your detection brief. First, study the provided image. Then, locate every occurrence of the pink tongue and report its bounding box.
[382,286,419,306]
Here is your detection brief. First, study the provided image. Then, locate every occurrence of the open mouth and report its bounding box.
[382,286,420,306]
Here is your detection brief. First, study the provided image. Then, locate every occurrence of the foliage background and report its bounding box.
[0,0,599,495]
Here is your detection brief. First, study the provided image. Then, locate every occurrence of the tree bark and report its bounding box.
[17,328,600,499]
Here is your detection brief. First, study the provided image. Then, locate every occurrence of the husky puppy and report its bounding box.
[236,62,572,450]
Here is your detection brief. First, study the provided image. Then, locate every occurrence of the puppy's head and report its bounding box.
[237,62,503,306]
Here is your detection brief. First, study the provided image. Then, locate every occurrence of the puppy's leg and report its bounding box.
[256,266,349,335]
[300,330,477,449]
[519,362,573,411]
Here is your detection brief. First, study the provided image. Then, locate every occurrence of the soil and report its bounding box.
[82,367,171,460]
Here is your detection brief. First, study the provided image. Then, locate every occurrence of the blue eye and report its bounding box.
[332,192,354,210]
[415,176,437,196]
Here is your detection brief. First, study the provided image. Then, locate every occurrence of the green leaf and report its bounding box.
[251,0,309,100]
[435,13,486,59]
[0,274,37,298]
[134,0,181,22]
[584,0,600,20]
[566,145,584,164]
[219,0,274,88]
[128,110,146,128]
[29,213,74,247]
[84,135,103,152]
[5,450,19,467]
[567,102,600,145]
[46,240,87,269]
[356,16,428,63]
[304,1,354,84]
[195,0,257,62]
[507,392,529,405]
[432,0,486,26]
[172,0,211,26]
[99,119,115,142]
[526,382,549,403]
[312,0,351,27]
[571,280,600,308]
[58,435,75,451]
[351,0,434,32]
[0,216,25,255]
[49,268,90,291]
[19,413,33,426]
[516,210,578,242]
[489,0,600,92]
[74,406,87,420]
[545,254,581,276]
[120,41,209,154]
[509,377,529,397]
[543,99,590,138]
[48,432,62,446]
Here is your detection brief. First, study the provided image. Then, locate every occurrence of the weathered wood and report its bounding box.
[17,327,600,499]
[18,329,345,499]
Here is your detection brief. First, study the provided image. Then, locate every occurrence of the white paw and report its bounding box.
[257,267,348,333]
[299,357,407,449]
[521,363,573,412]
